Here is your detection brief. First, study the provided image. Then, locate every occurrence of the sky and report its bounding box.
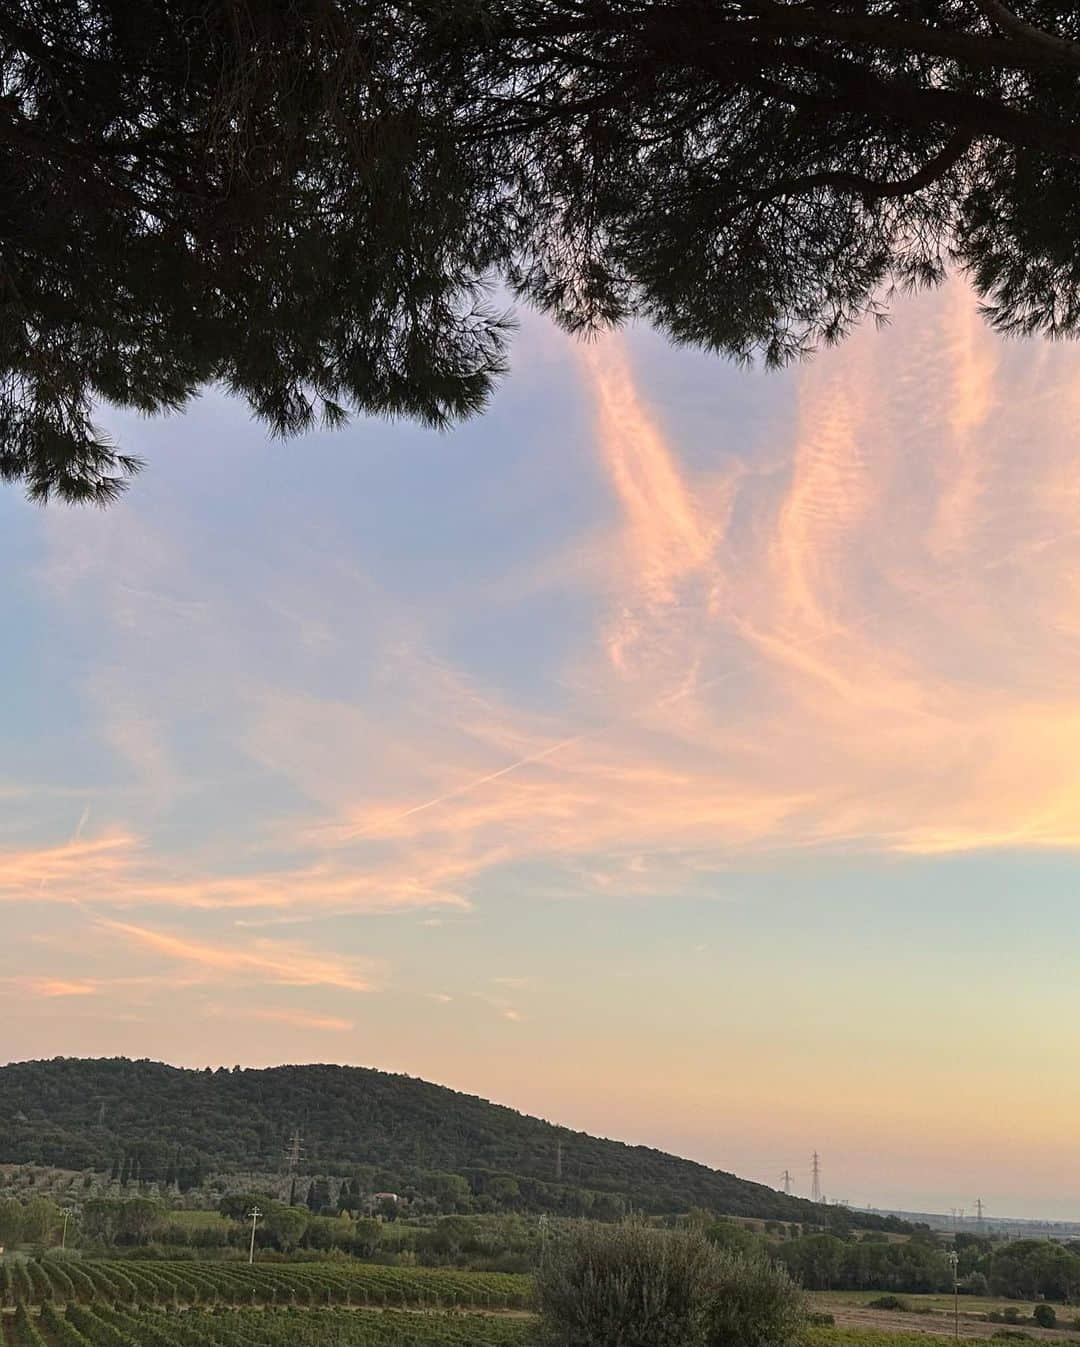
[4,278,1080,1220]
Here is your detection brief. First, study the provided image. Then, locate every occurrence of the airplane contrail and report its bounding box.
[39,800,93,889]
[339,731,592,840]
[338,671,732,841]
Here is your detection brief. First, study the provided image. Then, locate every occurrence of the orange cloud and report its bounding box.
[243,1008,354,1032]
[99,919,376,992]
[0,832,137,894]
[13,978,100,998]
[319,287,1080,875]
[579,340,725,678]
[0,830,472,916]
[12,279,1080,994]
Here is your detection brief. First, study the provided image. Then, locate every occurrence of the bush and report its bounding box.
[994,1331,1033,1341]
[808,1313,836,1326]
[1004,1307,1023,1323]
[1033,1306,1057,1329]
[701,1250,806,1347]
[868,1296,909,1311]
[535,1222,716,1347]
[535,1222,805,1347]
[705,1222,762,1256]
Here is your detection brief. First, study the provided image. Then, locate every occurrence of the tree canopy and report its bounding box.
[5,0,1080,501]
[0,1057,900,1228]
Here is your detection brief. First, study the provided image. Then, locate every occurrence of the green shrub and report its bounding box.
[1033,1305,1057,1329]
[705,1222,762,1256]
[535,1222,716,1347]
[535,1222,805,1347]
[701,1250,806,1347]
[993,1331,1033,1341]
[1004,1307,1023,1323]
[808,1313,836,1326]
[867,1296,909,1311]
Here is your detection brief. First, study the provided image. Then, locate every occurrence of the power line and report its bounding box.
[811,1152,822,1204]
[283,1128,305,1172]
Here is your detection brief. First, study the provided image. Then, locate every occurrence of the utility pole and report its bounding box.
[811,1152,822,1204]
[781,1170,793,1195]
[947,1249,959,1339]
[976,1198,984,1228]
[247,1207,263,1265]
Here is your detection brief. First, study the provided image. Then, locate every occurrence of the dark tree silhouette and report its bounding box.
[4,1,1080,501]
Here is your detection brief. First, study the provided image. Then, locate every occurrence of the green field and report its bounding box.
[15,1308,1069,1347]
[0,1259,532,1312]
[5,1302,536,1347]
[816,1291,1080,1327]
[9,1255,1080,1347]
[804,1329,1047,1347]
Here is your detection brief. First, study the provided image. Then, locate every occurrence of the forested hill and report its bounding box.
[0,1058,889,1228]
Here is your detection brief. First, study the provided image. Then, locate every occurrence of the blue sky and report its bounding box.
[4,281,1080,1219]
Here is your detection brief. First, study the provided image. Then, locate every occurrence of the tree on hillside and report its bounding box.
[117,1197,166,1245]
[0,1197,23,1245]
[0,1059,901,1230]
[6,2,1080,502]
[19,1197,60,1243]
[263,1204,309,1253]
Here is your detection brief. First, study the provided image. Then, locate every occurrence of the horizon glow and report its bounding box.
[4,279,1080,1220]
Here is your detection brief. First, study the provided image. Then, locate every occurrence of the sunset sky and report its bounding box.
[5,279,1080,1220]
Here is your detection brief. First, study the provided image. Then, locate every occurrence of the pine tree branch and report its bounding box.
[673,31,1080,159]
[971,0,1080,69]
[738,129,974,206]
[503,2,1080,75]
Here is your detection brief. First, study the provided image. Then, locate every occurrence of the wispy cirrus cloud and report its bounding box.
[99,918,378,992]
[472,992,523,1023]
[203,1005,355,1032]
[8,978,101,998]
[289,285,1080,878]
[11,279,1080,1034]
[0,830,472,915]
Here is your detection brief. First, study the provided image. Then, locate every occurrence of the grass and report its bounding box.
[806,1329,1080,1347]
[806,1328,991,1347]
[816,1293,1080,1323]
